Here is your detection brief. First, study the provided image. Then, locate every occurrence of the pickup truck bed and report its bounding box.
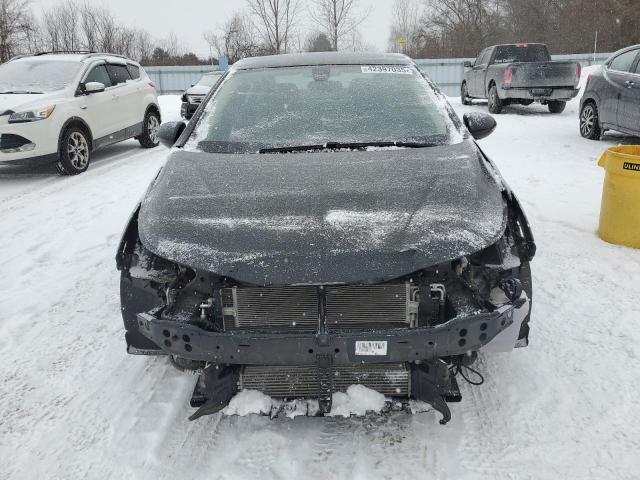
[462,44,581,114]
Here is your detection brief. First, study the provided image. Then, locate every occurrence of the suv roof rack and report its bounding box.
[33,50,96,56]
[82,52,130,61]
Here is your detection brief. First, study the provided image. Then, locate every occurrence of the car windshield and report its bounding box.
[493,44,551,63]
[197,74,222,87]
[0,59,82,93]
[187,64,462,153]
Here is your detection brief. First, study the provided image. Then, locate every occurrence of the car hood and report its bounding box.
[184,85,211,96]
[138,141,507,286]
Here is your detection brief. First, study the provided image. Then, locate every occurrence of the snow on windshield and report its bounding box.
[0,59,82,93]
[186,64,463,153]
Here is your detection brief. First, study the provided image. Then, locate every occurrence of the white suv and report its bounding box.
[0,52,161,175]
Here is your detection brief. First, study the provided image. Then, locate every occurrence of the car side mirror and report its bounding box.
[84,81,106,94]
[463,61,473,68]
[158,121,186,148]
[463,112,496,140]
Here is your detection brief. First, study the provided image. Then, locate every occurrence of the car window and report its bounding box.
[635,60,640,75]
[187,64,462,153]
[474,49,487,66]
[126,64,140,79]
[609,49,639,72]
[106,64,132,85]
[493,44,551,63]
[84,64,113,88]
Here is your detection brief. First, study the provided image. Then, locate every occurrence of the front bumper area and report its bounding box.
[180,101,199,119]
[501,86,579,101]
[0,119,58,164]
[136,302,519,366]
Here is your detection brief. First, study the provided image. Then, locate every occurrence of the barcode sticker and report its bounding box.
[361,66,412,75]
[355,341,388,356]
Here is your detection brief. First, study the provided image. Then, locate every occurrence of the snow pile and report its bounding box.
[222,385,391,419]
[327,385,388,417]
[223,390,273,416]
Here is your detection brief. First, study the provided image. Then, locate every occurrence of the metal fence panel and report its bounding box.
[146,53,613,96]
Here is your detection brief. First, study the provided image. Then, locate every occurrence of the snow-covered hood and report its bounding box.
[138,141,507,285]
[0,91,64,115]
[184,85,211,96]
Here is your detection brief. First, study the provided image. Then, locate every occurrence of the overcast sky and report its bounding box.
[30,0,395,57]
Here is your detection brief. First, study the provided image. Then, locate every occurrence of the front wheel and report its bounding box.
[56,127,91,175]
[579,102,601,140]
[138,110,161,148]
[548,100,566,114]
[488,85,503,114]
[461,82,472,106]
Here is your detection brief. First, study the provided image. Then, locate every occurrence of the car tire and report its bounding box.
[488,84,503,114]
[461,82,472,106]
[138,110,160,148]
[56,126,91,176]
[548,100,566,114]
[579,102,601,140]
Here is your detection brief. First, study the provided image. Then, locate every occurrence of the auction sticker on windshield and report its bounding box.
[355,341,388,356]
[361,66,412,74]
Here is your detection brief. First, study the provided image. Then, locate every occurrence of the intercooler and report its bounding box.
[239,363,411,398]
[221,284,419,332]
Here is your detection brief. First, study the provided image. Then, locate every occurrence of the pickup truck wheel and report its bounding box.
[55,127,91,176]
[138,110,161,148]
[579,102,601,140]
[548,100,566,114]
[461,82,472,106]
[488,85,503,114]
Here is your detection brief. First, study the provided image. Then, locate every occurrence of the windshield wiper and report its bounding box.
[0,90,45,94]
[258,141,439,154]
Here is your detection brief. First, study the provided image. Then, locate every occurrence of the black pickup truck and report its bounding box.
[461,43,581,114]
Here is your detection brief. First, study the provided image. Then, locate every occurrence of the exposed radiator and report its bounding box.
[240,364,411,398]
[222,287,318,332]
[221,284,419,332]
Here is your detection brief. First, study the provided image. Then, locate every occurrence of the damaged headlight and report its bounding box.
[8,105,55,123]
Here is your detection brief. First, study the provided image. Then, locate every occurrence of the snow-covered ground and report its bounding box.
[2,88,640,479]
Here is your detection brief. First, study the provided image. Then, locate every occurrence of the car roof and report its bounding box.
[233,52,413,70]
[11,52,139,65]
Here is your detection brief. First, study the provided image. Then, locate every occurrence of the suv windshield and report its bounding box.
[188,64,462,153]
[493,44,551,63]
[197,73,223,87]
[0,59,82,93]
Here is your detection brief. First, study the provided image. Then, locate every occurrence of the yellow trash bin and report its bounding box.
[598,145,640,249]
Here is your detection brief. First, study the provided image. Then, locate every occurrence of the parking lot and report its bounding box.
[1,92,640,479]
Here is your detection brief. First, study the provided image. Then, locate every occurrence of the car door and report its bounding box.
[617,51,640,134]
[105,63,138,130]
[469,49,490,97]
[78,63,116,140]
[600,48,639,127]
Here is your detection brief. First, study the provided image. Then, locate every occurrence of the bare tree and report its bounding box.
[42,0,82,51]
[0,0,35,61]
[388,0,422,55]
[204,12,261,63]
[308,0,371,51]
[246,0,300,54]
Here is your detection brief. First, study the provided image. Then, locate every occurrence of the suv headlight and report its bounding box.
[8,105,55,123]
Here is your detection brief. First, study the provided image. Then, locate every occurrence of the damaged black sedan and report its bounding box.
[116,52,535,424]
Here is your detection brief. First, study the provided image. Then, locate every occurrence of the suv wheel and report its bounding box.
[56,127,90,175]
[138,110,160,148]
[461,82,472,106]
[488,85,503,114]
[579,102,601,140]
